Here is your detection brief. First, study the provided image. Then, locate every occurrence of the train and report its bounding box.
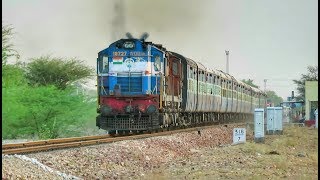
[96,33,267,134]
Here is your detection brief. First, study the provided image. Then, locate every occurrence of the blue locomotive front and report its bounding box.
[96,36,165,133]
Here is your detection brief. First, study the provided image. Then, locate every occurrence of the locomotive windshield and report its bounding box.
[98,55,109,73]
[154,55,161,71]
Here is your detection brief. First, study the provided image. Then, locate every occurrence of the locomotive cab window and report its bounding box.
[101,56,109,73]
[154,56,161,71]
[172,61,178,76]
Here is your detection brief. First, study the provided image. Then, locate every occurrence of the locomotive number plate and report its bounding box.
[129,52,146,56]
[113,51,127,56]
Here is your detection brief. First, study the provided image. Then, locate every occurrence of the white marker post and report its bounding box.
[254,108,265,143]
[233,128,246,144]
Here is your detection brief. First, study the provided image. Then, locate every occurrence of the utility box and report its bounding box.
[267,107,283,135]
[315,109,318,128]
[254,108,265,143]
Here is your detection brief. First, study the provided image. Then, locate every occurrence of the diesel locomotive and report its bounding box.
[96,33,267,134]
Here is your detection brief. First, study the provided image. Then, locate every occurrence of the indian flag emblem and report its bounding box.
[113,56,123,64]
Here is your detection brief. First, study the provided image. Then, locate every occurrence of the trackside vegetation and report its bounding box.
[2,24,98,139]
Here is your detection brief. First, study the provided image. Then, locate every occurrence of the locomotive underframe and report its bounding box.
[96,111,254,133]
[96,113,160,131]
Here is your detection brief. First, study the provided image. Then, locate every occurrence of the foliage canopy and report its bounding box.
[2,24,20,66]
[25,56,94,89]
[241,79,259,88]
[2,23,98,140]
[266,90,283,106]
[293,65,318,101]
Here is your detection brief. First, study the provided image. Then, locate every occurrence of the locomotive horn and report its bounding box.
[140,32,149,41]
[126,32,134,39]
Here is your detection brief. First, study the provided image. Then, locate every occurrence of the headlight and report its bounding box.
[101,105,112,116]
[146,105,157,114]
[123,41,135,49]
[125,105,133,113]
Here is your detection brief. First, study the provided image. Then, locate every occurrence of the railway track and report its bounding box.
[2,123,246,155]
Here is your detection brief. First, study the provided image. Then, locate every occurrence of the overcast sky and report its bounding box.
[3,0,318,99]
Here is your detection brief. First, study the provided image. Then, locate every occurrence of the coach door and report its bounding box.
[166,55,182,104]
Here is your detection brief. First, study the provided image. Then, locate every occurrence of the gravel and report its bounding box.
[2,124,252,179]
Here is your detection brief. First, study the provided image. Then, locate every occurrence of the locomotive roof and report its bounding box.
[106,38,264,92]
[169,51,200,68]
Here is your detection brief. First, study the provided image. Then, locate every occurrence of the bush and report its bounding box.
[2,85,96,139]
[25,56,94,89]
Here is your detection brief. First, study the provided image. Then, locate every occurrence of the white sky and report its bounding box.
[2,0,318,99]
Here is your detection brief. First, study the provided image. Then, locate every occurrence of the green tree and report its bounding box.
[25,55,94,89]
[293,65,318,101]
[2,85,96,139]
[266,90,283,106]
[2,23,19,66]
[241,79,259,88]
[2,24,97,139]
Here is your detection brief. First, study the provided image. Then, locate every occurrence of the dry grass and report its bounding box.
[243,126,318,178]
[146,126,318,179]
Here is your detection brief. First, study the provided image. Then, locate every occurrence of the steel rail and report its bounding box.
[2,134,111,150]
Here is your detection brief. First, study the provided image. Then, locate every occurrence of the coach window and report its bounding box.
[191,67,193,78]
[201,71,206,82]
[172,61,178,76]
[190,68,193,78]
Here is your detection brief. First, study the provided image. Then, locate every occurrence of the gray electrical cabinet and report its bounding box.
[267,107,283,135]
[315,109,318,128]
[254,108,265,143]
